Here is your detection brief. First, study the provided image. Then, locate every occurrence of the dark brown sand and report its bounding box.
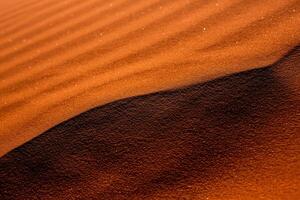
[0,0,300,199]
[1,46,299,199]
[0,0,299,156]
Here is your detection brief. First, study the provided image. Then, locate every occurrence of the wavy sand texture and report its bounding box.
[1,46,299,200]
[0,0,300,156]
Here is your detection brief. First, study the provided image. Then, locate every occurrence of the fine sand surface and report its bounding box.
[1,46,299,199]
[0,0,300,157]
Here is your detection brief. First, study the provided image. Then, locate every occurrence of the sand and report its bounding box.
[1,46,299,199]
[0,0,300,195]
[0,0,300,199]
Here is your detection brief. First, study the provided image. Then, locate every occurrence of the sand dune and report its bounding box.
[0,0,299,159]
[1,46,299,200]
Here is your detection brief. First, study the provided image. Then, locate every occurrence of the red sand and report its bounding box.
[0,0,299,157]
[1,47,299,199]
[0,1,299,199]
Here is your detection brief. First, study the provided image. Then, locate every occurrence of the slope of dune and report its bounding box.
[0,0,299,157]
[1,46,299,200]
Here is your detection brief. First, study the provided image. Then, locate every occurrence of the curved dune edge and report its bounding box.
[0,0,300,157]
[1,46,299,200]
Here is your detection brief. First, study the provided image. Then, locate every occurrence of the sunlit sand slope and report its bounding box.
[0,0,300,156]
[1,46,299,200]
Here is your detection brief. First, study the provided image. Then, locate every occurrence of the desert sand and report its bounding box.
[0,0,300,199]
[1,46,299,200]
[0,0,299,157]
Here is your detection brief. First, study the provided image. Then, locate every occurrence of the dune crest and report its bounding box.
[0,0,300,157]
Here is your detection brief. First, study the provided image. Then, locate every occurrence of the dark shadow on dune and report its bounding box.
[0,47,299,199]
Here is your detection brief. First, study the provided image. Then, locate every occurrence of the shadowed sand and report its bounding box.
[0,0,299,161]
[0,46,299,200]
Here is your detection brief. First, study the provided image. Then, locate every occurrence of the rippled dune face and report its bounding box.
[0,0,299,199]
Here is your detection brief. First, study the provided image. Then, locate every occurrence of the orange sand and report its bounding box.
[0,0,299,158]
[1,46,299,200]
